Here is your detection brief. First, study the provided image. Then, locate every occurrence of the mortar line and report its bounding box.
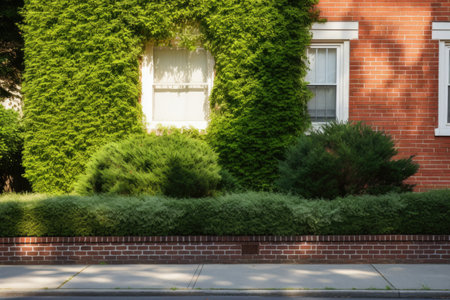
[370,264,397,290]
[57,265,90,289]
[191,264,204,289]
[187,264,201,289]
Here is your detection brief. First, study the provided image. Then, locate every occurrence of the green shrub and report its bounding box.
[22,0,319,193]
[0,106,30,193]
[153,125,206,141]
[74,134,221,198]
[277,122,419,199]
[0,190,449,236]
[217,168,242,193]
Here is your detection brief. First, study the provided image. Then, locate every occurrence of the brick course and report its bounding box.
[0,235,448,264]
[316,0,450,191]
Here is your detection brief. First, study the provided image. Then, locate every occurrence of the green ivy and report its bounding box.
[22,0,319,192]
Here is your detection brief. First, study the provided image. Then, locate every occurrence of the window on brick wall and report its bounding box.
[433,22,450,136]
[307,22,358,128]
[306,45,340,123]
[141,45,214,130]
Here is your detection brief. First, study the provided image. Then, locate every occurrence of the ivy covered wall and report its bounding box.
[22,0,318,193]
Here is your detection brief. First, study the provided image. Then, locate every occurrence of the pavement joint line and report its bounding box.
[191,264,204,289]
[370,263,397,290]
[56,265,90,289]
[187,264,201,289]
[187,264,200,289]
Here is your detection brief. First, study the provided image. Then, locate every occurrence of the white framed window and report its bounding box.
[141,44,214,130]
[306,45,340,123]
[432,22,450,136]
[307,22,358,128]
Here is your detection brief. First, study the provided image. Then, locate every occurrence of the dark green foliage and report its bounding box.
[217,168,242,193]
[0,106,31,192]
[22,0,319,193]
[74,134,221,198]
[205,0,318,189]
[0,190,448,236]
[277,122,419,199]
[0,0,23,103]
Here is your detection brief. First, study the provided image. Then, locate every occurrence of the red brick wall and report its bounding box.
[0,236,448,264]
[316,0,450,191]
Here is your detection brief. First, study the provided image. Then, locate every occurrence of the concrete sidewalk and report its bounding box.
[0,264,449,298]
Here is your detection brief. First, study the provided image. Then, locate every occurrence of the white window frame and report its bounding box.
[141,43,214,130]
[432,22,450,136]
[308,22,358,129]
[307,43,344,127]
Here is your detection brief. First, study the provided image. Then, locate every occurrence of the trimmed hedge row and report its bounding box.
[0,190,448,237]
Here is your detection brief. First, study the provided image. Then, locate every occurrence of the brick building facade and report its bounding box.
[313,0,450,191]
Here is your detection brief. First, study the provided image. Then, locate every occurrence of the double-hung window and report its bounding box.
[141,44,214,130]
[306,46,339,122]
[432,22,450,136]
[307,22,358,128]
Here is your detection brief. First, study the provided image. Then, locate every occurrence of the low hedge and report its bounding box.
[0,190,448,236]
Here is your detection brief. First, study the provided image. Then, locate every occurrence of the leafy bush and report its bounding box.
[22,0,319,193]
[277,122,419,199]
[0,106,30,193]
[0,190,448,237]
[217,168,242,193]
[74,134,221,198]
[153,125,206,141]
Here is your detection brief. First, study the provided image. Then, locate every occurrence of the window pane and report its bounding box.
[305,48,316,83]
[188,50,208,83]
[153,88,207,121]
[154,48,207,83]
[306,48,337,84]
[316,48,327,83]
[327,48,337,83]
[307,86,336,122]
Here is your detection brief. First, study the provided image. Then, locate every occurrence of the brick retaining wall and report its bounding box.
[0,235,448,264]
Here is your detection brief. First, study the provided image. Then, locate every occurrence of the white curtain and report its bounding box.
[153,48,209,122]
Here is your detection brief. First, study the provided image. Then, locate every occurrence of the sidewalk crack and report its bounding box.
[370,264,397,291]
[57,265,90,289]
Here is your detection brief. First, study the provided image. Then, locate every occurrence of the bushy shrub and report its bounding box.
[74,134,221,198]
[0,190,448,236]
[277,122,419,199]
[153,125,206,141]
[217,168,242,193]
[0,106,30,193]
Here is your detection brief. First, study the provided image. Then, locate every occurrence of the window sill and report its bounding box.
[435,126,450,136]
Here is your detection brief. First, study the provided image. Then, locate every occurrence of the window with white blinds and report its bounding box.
[304,39,351,128]
[141,45,214,130]
[306,47,338,122]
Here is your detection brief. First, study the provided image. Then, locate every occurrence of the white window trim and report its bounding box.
[308,22,357,129]
[311,22,359,41]
[432,23,450,136]
[141,43,214,130]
